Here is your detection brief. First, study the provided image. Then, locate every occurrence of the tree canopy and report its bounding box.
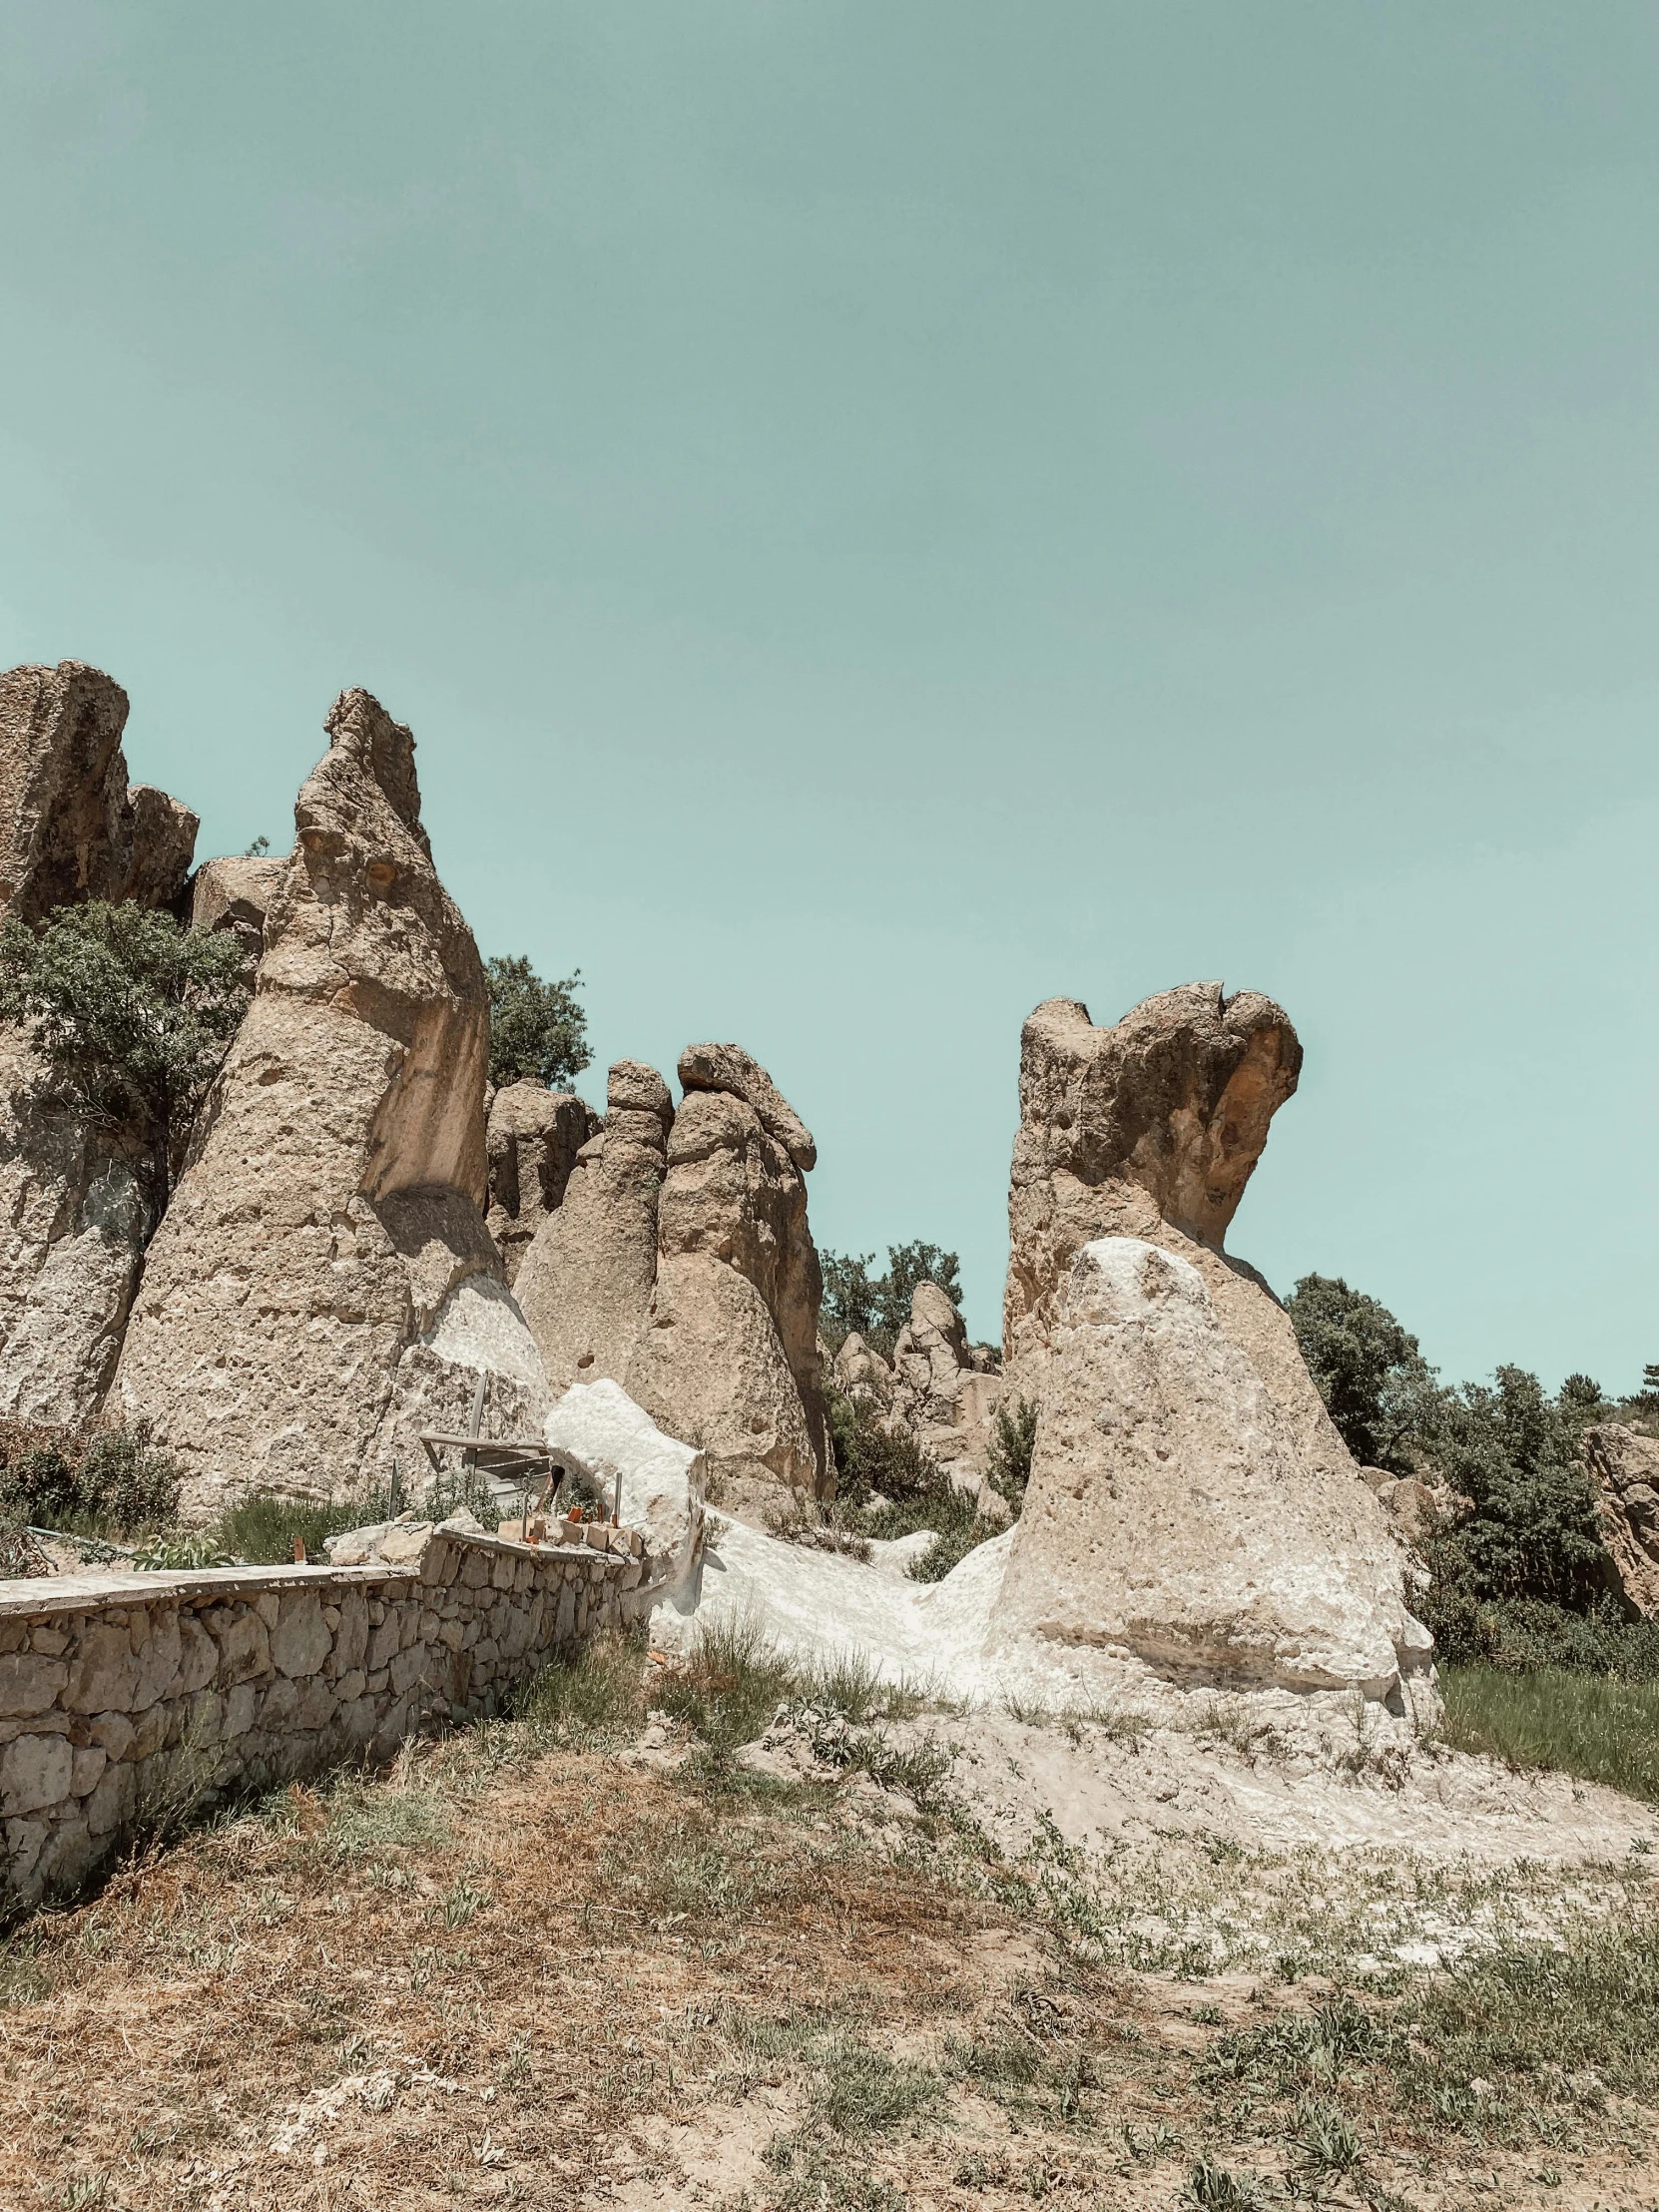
[485,954,590,1091]
[0,900,250,1216]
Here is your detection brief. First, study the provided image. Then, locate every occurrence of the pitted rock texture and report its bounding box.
[1003,984,1346,1479]
[518,1046,830,1511]
[484,1081,594,1285]
[625,1048,828,1510]
[191,853,286,963]
[1585,1424,1659,1618]
[0,662,198,921]
[516,1061,674,1393]
[992,1239,1431,1701]
[0,662,201,1423]
[112,688,546,1514]
[833,1331,893,1399]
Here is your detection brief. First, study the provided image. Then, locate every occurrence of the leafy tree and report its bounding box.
[985,1397,1039,1511]
[485,954,590,1090]
[1285,1274,1438,1473]
[821,1240,966,1356]
[1423,1366,1608,1609]
[0,901,250,1217]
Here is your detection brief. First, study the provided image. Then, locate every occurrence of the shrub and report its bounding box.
[0,1418,181,1538]
[985,1396,1038,1510]
[1285,1274,1438,1472]
[0,900,250,1215]
[485,954,589,1090]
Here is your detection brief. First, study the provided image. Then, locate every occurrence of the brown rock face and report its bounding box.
[1585,1425,1659,1617]
[0,663,200,1423]
[515,1060,674,1394]
[111,688,546,1513]
[518,1044,830,1511]
[191,854,286,961]
[1003,984,1343,1475]
[485,1081,597,1286]
[0,663,198,921]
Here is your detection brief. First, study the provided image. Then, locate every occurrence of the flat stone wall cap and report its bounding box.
[0,1560,415,1621]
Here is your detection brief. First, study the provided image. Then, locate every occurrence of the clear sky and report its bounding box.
[2,5,1654,1388]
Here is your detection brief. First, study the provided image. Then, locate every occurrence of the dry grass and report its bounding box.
[6,1650,1659,2210]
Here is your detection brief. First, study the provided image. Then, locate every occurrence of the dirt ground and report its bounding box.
[5,1680,1659,2212]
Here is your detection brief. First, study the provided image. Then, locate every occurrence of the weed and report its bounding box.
[813,2031,943,2134]
[765,2129,906,2210]
[321,1772,449,1861]
[1287,2096,1364,2178]
[656,1615,798,1756]
[1189,1696,1288,1764]
[515,1636,648,1746]
[1186,2156,1270,2207]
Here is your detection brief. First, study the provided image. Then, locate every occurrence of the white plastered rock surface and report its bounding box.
[544,1380,706,1606]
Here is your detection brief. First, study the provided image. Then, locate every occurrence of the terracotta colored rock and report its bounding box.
[991,1239,1431,1700]
[515,1061,673,1394]
[484,1081,595,1285]
[111,687,546,1513]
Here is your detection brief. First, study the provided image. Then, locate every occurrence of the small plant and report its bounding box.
[1186,2157,1269,2208]
[985,1396,1038,1510]
[813,2031,942,2134]
[0,1417,182,1539]
[1287,2097,1364,2178]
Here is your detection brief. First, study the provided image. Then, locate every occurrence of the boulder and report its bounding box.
[191,853,285,961]
[515,1061,673,1391]
[1584,1424,1659,1617]
[111,687,548,1515]
[833,1332,893,1399]
[1003,985,1346,1479]
[891,1280,973,1429]
[624,1053,829,1510]
[991,1239,1431,1701]
[0,663,200,1422]
[484,1081,594,1285]
[544,1378,706,1607]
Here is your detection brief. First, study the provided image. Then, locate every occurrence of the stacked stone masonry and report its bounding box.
[0,1528,658,1909]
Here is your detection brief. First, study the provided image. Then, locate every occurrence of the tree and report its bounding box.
[1285,1274,1438,1473]
[0,901,250,1219]
[1424,1365,1608,1608]
[485,954,590,1090]
[821,1240,966,1355]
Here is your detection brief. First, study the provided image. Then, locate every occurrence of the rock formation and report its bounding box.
[191,853,285,963]
[111,687,546,1513]
[1004,985,1345,1477]
[0,662,198,922]
[0,663,200,1423]
[1584,1424,1659,1617]
[992,1239,1432,1700]
[544,1377,707,1609]
[484,1081,594,1285]
[515,1060,674,1391]
[518,1043,830,1513]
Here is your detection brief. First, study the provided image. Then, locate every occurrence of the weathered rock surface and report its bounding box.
[515,1061,673,1392]
[0,662,199,921]
[519,1045,830,1514]
[833,1332,893,1399]
[111,687,547,1514]
[0,663,200,1423]
[1585,1424,1659,1617]
[992,1239,1431,1700]
[1004,986,1346,1479]
[544,1378,707,1608]
[191,853,285,961]
[625,1049,829,1511]
[484,1081,594,1285]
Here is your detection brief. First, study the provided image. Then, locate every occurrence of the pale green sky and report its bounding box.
[2,4,1654,1385]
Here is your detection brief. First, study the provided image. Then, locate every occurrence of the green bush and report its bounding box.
[985,1396,1038,1510]
[0,900,250,1214]
[0,1418,181,1538]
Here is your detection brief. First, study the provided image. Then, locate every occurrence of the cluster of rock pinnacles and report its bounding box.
[0,660,1432,1706]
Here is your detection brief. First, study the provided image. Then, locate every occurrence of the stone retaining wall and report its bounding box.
[0,1526,659,1910]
